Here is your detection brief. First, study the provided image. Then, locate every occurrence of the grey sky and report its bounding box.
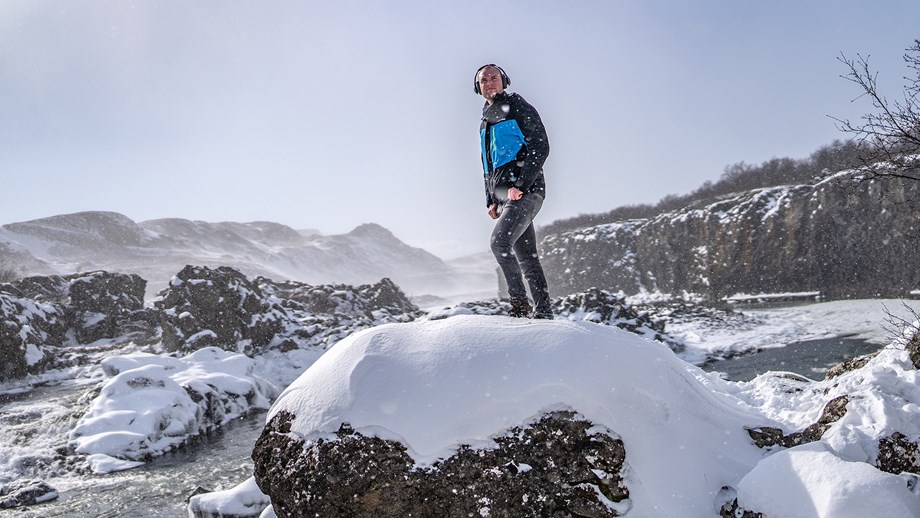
[2,1,918,258]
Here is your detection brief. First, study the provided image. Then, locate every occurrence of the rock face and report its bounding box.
[0,292,63,381]
[262,276,421,324]
[0,271,150,381]
[541,174,920,300]
[155,266,424,356]
[0,265,423,382]
[253,410,628,518]
[67,271,147,343]
[746,395,850,449]
[156,266,292,355]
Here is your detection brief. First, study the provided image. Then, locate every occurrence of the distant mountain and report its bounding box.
[0,212,494,300]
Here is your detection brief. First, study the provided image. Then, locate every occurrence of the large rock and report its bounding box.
[67,271,147,343]
[0,479,59,509]
[253,317,768,517]
[156,266,293,354]
[0,291,65,380]
[2,271,149,344]
[253,410,628,518]
[256,276,424,351]
[746,395,850,448]
[0,271,152,381]
[541,173,920,300]
[262,276,421,323]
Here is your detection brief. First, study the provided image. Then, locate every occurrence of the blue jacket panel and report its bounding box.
[481,119,527,173]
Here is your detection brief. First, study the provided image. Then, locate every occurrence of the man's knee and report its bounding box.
[491,236,513,258]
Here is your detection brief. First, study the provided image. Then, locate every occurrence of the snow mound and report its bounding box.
[70,347,276,472]
[187,476,271,518]
[269,315,769,517]
[736,442,920,517]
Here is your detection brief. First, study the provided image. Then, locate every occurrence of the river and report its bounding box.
[700,335,883,382]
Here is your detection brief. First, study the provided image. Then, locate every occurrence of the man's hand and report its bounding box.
[488,203,499,220]
[508,187,523,201]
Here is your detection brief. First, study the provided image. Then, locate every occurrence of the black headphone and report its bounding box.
[474,64,511,94]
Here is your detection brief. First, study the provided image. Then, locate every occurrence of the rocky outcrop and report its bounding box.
[746,395,850,449]
[0,271,150,381]
[2,271,148,342]
[0,291,64,380]
[541,173,920,300]
[155,266,425,356]
[0,480,59,509]
[1,266,423,382]
[253,410,629,518]
[156,266,292,355]
[262,276,421,323]
[67,271,147,343]
[427,288,683,352]
[825,352,877,379]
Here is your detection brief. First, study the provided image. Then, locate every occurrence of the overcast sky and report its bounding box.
[2,1,918,259]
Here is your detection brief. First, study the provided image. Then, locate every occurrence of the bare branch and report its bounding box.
[834,40,920,181]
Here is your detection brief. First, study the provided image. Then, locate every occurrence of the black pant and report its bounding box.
[490,193,550,312]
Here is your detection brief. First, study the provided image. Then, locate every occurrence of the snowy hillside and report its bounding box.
[0,211,493,300]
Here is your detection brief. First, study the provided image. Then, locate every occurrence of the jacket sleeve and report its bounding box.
[512,95,550,192]
[484,175,494,207]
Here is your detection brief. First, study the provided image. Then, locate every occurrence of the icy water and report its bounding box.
[1,380,265,518]
[1,334,883,516]
[701,335,882,382]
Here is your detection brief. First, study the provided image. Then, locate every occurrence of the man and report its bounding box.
[475,64,552,319]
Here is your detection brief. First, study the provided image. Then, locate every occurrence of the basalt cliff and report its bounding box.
[540,171,920,300]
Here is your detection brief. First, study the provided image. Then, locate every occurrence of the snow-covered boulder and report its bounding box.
[66,270,146,343]
[156,266,293,354]
[155,266,424,356]
[69,347,276,472]
[729,442,920,517]
[256,276,424,352]
[2,270,150,344]
[187,476,271,518]
[252,316,768,517]
[0,291,64,381]
[0,479,59,509]
[722,325,920,516]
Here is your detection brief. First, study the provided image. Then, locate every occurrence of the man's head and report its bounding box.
[475,64,510,102]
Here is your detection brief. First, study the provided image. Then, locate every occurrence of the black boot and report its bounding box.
[508,298,532,318]
[532,307,554,319]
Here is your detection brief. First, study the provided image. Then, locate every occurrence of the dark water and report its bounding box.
[701,336,882,382]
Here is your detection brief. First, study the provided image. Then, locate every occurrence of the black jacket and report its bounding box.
[480,92,549,207]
